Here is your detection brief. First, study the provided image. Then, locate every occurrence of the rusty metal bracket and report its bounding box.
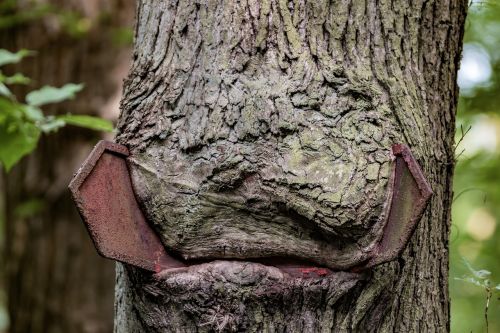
[361,143,433,269]
[69,141,432,275]
[69,141,185,272]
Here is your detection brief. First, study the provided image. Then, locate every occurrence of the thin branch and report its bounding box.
[454,124,472,156]
[452,187,487,203]
[455,148,466,161]
[485,288,491,333]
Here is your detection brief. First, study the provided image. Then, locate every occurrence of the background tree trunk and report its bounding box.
[115,0,467,332]
[0,1,134,332]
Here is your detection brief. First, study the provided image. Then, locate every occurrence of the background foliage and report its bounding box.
[451,1,500,332]
[0,1,130,330]
[0,49,113,172]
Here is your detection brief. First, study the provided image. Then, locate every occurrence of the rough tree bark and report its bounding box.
[1,1,134,332]
[115,0,467,332]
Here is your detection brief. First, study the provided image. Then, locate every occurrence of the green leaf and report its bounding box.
[38,117,66,133]
[25,83,84,107]
[4,73,31,85]
[474,270,492,279]
[0,97,24,121]
[454,276,484,288]
[0,49,33,67]
[21,105,44,122]
[496,284,500,291]
[462,257,491,279]
[0,121,40,172]
[0,82,12,97]
[57,114,113,132]
[57,10,91,38]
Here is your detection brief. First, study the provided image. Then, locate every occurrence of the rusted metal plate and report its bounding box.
[69,141,185,272]
[69,141,431,275]
[363,143,433,268]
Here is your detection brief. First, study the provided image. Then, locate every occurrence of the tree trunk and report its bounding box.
[115,0,467,331]
[1,1,134,332]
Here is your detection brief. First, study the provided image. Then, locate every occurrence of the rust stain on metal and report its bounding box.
[69,141,431,276]
[69,141,185,272]
[299,267,330,277]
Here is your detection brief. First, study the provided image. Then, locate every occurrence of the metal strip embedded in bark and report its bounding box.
[69,141,431,274]
[363,144,433,268]
[68,141,185,272]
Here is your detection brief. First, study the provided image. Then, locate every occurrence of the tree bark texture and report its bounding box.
[1,1,134,332]
[115,0,467,332]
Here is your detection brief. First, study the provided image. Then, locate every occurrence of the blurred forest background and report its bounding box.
[0,1,499,333]
[451,1,500,332]
[0,1,134,332]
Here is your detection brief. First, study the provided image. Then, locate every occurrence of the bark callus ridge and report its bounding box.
[128,126,394,270]
[122,1,400,270]
[120,261,365,332]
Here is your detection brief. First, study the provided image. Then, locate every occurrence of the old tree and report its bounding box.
[113,0,467,332]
